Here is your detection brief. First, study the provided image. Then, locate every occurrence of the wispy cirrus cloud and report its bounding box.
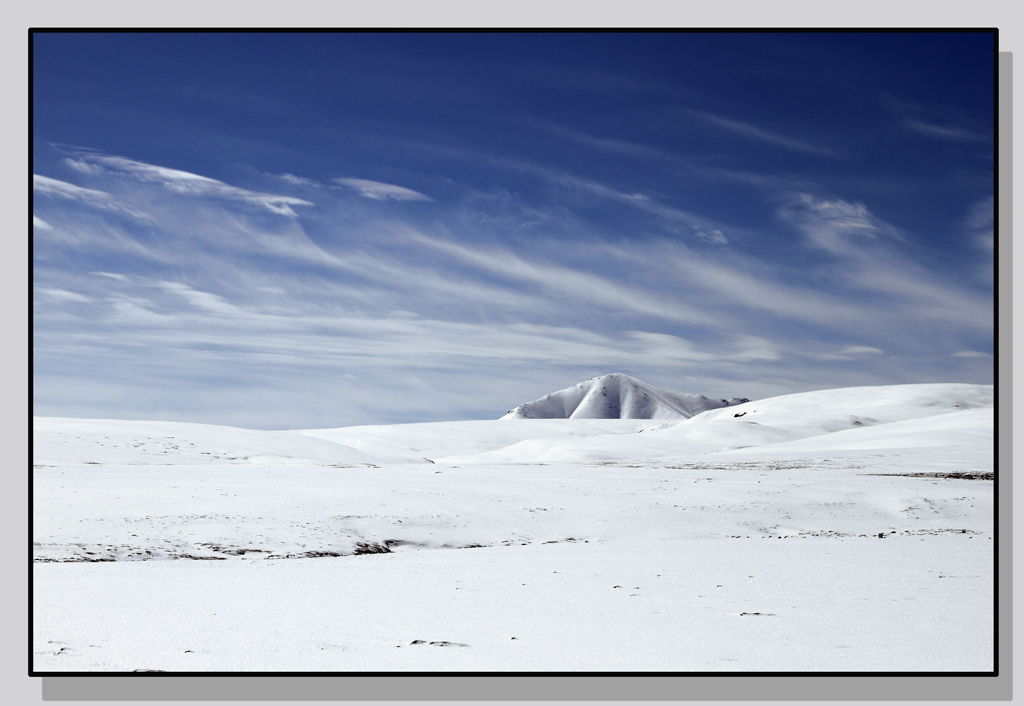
[155,280,245,316]
[402,228,714,326]
[32,33,996,428]
[837,345,884,356]
[375,140,741,245]
[63,157,104,174]
[64,153,315,216]
[35,159,353,275]
[34,286,91,303]
[32,268,778,426]
[277,173,322,188]
[882,94,992,144]
[904,119,988,143]
[964,196,994,251]
[33,174,151,220]
[676,107,836,157]
[776,192,992,337]
[640,244,875,330]
[519,118,672,161]
[512,63,689,101]
[815,345,886,362]
[780,193,896,256]
[335,178,432,202]
[506,163,737,244]
[34,173,106,200]
[32,137,992,427]
[90,271,130,282]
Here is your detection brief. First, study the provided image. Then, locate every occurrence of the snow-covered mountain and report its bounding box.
[500,373,748,420]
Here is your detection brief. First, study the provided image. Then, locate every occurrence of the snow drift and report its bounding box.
[33,417,381,467]
[500,373,748,420]
[441,382,994,464]
[32,380,995,672]
[34,382,994,467]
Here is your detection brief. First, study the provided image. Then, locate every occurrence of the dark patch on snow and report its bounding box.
[864,471,993,480]
[353,541,392,555]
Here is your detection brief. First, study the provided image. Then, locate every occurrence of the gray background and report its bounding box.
[11,10,1016,704]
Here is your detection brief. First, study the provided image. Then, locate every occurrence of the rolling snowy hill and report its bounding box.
[451,381,993,464]
[499,373,748,420]
[33,417,379,467]
[33,381,995,672]
[34,382,994,467]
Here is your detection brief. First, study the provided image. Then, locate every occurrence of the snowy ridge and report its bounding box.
[34,383,994,467]
[500,373,748,420]
[441,382,993,464]
[33,417,380,467]
[33,381,994,671]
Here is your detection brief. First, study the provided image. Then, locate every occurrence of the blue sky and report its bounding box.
[32,32,996,429]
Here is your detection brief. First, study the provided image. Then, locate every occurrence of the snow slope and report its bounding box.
[34,417,380,467]
[35,383,992,467]
[32,381,995,672]
[295,418,661,464]
[499,373,748,420]
[442,383,993,464]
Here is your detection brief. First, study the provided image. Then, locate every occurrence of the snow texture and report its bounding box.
[33,382,994,673]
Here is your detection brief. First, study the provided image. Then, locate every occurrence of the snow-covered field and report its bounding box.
[32,383,995,672]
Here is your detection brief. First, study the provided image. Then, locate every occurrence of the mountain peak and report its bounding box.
[501,375,748,420]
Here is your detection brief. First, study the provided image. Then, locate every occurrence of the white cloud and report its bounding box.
[67,154,315,217]
[678,107,835,156]
[35,174,110,202]
[623,331,716,363]
[780,194,992,334]
[883,94,991,144]
[952,350,992,358]
[904,119,987,143]
[90,272,130,282]
[447,154,739,244]
[785,193,886,256]
[277,173,321,188]
[35,287,91,303]
[523,119,670,161]
[155,281,244,316]
[335,178,432,202]
[643,243,873,329]
[624,331,781,364]
[104,297,165,324]
[729,334,784,362]
[965,196,994,251]
[63,157,104,174]
[33,215,52,231]
[694,228,728,244]
[837,345,884,356]
[536,169,735,242]
[34,174,152,221]
[814,345,884,362]
[33,138,994,427]
[852,265,992,332]
[403,228,713,325]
